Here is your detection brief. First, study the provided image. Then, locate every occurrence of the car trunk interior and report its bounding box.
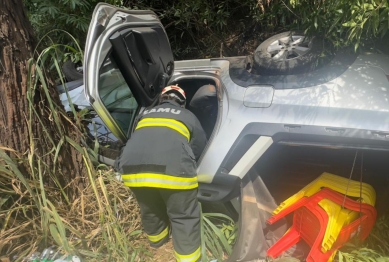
[256,144,389,218]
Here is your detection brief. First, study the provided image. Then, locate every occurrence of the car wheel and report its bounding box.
[62,60,83,81]
[253,31,322,75]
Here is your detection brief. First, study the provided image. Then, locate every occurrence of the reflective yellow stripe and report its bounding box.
[125,182,198,190]
[174,247,201,262]
[136,118,190,141]
[148,227,169,243]
[122,173,198,190]
[122,174,197,183]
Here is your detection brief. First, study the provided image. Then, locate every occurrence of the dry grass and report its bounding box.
[0,35,155,261]
[0,30,234,261]
[0,151,153,261]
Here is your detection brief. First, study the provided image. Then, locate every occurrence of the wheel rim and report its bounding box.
[266,35,312,61]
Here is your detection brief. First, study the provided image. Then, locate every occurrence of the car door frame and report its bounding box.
[84,3,174,143]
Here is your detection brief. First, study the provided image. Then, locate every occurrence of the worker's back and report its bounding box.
[116,99,207,189]
[115,85,206,262]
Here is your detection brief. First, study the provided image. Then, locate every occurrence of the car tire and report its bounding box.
[253,31,322,75]
[62,61,83,81]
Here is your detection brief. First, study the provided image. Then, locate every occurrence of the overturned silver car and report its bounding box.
[57,3,389,204]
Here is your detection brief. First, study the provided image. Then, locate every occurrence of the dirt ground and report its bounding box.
[147,240,175,262]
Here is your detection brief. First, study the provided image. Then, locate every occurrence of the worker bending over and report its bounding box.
[115,85,207,262]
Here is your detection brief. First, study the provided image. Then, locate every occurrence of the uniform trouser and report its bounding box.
[131,187,201,262]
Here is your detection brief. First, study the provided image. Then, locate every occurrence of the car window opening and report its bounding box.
[253,144,389,220]
[98,54,139,136]
[90,53,140,161]
[173,78,219,140]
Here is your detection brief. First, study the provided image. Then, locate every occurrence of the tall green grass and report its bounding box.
[0,31,238,261]
[0,32,149,261]
[200,209,237,261]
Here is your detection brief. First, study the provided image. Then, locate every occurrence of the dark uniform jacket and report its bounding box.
[115,100,207,190]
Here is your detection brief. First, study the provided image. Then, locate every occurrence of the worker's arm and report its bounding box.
[190,116,207,161]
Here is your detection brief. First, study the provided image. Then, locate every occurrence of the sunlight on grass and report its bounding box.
[0,32,149,261]
[0,30,237,262]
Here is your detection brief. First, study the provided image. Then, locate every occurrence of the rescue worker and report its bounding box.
[115,85,207,262]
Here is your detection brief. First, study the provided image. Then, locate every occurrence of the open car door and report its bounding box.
[84,3,174,143]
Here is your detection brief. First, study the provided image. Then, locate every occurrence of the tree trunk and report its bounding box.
[0,0,35,153]
[0,0,86,195]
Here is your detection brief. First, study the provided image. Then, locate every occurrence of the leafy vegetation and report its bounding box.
[24,0,389,62]
[23,0,123,65]
[24,0,122,45]
[284,0,389,52]
[334,213,389,261]
[0,35,151,260]
[338,248,389,262]
[200,212,237,261]
[3,0,389,260]
[0,28,237,259]
[123,0,389,58]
